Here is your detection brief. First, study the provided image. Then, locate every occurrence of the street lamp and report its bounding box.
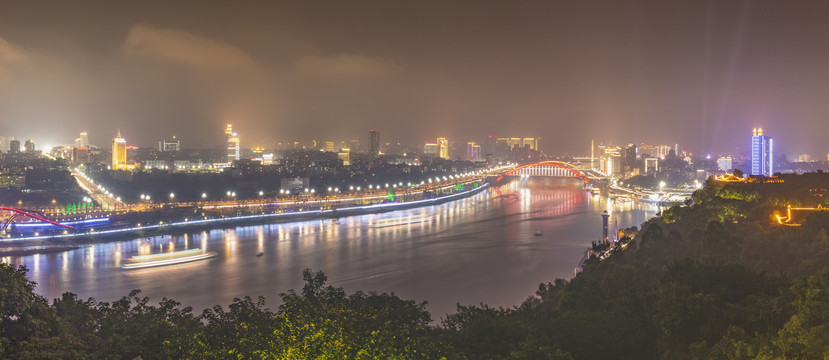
[202,193,208,199]
[169,193,175,200]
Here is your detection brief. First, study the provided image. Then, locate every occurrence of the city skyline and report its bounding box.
[2,124,815,162]
[1,1,829,156]
[3,3,829,358]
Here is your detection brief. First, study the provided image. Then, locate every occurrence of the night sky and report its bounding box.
[1,1,828,157]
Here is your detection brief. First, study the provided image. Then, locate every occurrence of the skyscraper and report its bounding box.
[225,124,240,163]
[623,143,637,173]
[24,139,35,153]
[467,141,481,161]
[437,137,449,159]
[9,139,20,153]
[159,136,181,152]
[75,132,89,148]
[751,128,773,176]
[112,130,127,169]
[369,130,380,158]
[717,156,733,172]
[601,210,610,244]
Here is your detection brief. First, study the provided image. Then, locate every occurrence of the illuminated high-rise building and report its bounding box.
[424,143,438,156]
[75,132,89,148]
[338,148,351,166]
[112,130,127,169]
[466,142,481,161]
[369,130,380,158]
[751,128,773,176]
[644,157,658,174]
[623,143,637,174]
[24,139,35,153]
[225,124,240,163]
[496,137,538,151]
[601,210,610,244]
[72,147,90,165]
[159,136,180,152]
[437,137,449,159]
[717,156,733,172]
[324,141,335,152]
[597,145,622,176]
[638,144,672,158]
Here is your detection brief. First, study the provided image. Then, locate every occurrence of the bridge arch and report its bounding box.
[504,161,590,183]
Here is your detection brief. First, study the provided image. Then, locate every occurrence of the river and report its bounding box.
[2,181,658,319]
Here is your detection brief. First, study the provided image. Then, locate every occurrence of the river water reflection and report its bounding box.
[4,181,658,319]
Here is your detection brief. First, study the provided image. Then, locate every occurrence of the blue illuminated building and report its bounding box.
[751,128,773,177]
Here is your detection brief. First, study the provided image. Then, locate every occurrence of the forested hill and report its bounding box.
[2,173,829,359]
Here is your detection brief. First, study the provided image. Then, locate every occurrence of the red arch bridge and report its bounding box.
[499,161,606,184]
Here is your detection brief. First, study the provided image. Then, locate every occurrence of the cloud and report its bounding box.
[122,24,258,69]
[290,53,401,80]
[0,36,28,65]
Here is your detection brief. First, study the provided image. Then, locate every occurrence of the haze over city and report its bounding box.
[3,2,829,359]
[2,1,829,157]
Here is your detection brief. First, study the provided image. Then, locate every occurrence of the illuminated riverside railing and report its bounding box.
[63,164,515,212]
[1,177,496,242]
[200,177,483,211]
[2,165,516,240]
[19,165,516,218]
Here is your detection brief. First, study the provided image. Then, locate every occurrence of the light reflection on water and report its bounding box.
[5,182,658,317]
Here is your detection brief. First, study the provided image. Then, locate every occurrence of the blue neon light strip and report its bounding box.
[12,217,110,228]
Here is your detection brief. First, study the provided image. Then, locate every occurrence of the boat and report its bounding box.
[535,231,543,236]
[371,215,432,228]
[121,248,217,270]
